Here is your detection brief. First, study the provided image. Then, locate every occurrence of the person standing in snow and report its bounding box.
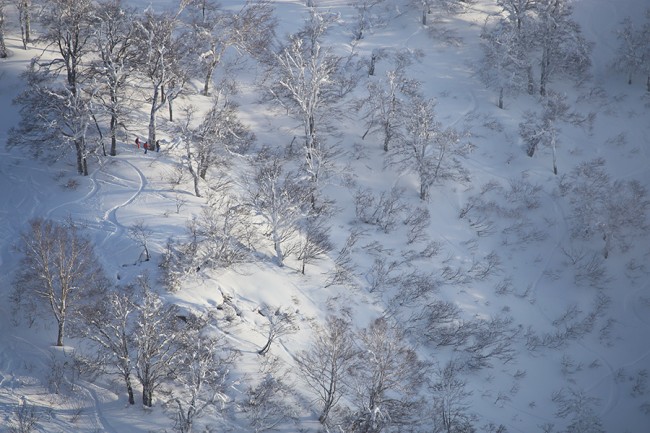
[135,136,141,149]
[143,141,149,154]
[155,140,160,152]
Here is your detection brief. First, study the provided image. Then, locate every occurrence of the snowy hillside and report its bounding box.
[1,0,649,432]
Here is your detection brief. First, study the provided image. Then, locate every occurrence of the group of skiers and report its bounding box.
[134,137,161,154]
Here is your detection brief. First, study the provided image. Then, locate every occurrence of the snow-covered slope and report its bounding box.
[1,0,649,432]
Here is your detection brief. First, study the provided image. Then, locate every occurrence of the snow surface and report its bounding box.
[1,0,649,432]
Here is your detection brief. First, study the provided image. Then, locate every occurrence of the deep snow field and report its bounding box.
[1,0,650,432]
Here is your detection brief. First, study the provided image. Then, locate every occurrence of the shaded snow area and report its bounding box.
[1,0,649,432]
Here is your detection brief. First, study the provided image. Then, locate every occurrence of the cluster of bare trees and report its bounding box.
[294,315,480,433]
[481,0,592,106]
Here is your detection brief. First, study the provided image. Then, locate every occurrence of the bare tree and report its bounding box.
[297,214,333,275]
[346,317,427,433]
[429,360,475,433]
[178,88,254,197]
[244,153,309,266]
[77,288,137,405]
[165,317,237,433]
[134,9,187,145]
[9,399,41,433]
[533,0,592,96]
[15,0,32,49]
[129,221,153,263]
[390,94,467,200]
[9,68,96,175]
[133,275,181,407]
[186,0,276,96]
[90,0,138,156]
[257,305,299,356]
[13,218,109,346]
[266,9,344,161]
[350,0,386,41]
[360,69,419,151]
[295,315,358,424]
[480,16,531,108]
[519,91,570,174]
[242,366,298,432]
[561,158,650,259]
[553,388,605,433]
[612,12,650,90]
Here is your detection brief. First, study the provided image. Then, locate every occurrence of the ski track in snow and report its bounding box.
[99,156,148,248]
[77,381,119,433]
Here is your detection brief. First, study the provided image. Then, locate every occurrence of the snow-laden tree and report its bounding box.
[266,9,345,162]
[133,276,182,407]
[13,218,109,347]
[519,91,570,174]
[179,88,255,197]
[257,305,299,356]
[77,288,137,405]
[480,17,531,108]
[185,0,276,96]
[346,317,427,433]
[612,12,650,91]
[389,95,467,200]
[10,0,98,175]
[242,370,298,432]
[38,0,94,96]
[90,0,138,156]
[244,152,310,266]
[360,69,419,151]
[134,9,188,144]
[10,68,96,175]
[296,213,333,275]
[295,315,358,424]
[534,0,592,96]
[481,0,591,98]
[165,317,237,433]
[561,158,650,259]
[350,0,385,41]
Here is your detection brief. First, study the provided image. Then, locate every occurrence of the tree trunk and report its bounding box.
[526,65,534,95]
[258,337,272,355]
[203,67,213,96]
[24,1,30,43]
[125,374,135,405]
[75,140,84,175]
[110,115,117,156]
[56,320,65,347]
[0,12,7,59]
[168,98,174,122]
[273,230,284,266]
[420,181,428,201]
[646,75,650,93]
[498,87,504,109]
[148,87,159,145]
[142,385,153,407]
[551,135,557,175]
